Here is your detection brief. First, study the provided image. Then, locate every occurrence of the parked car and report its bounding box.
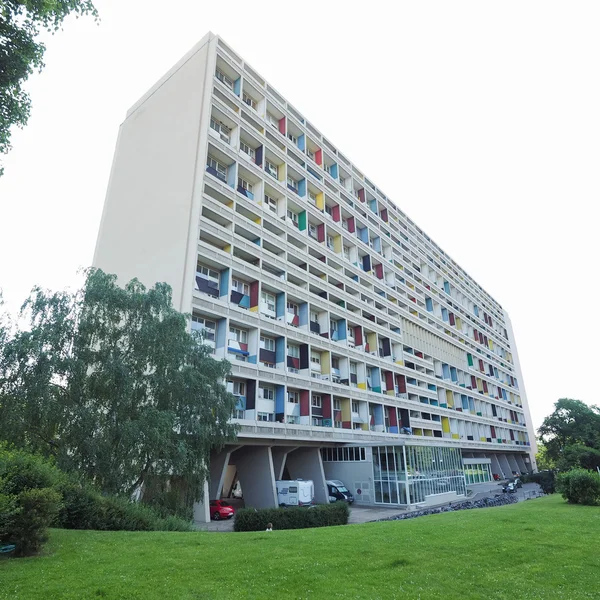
[327,480,354,504]
[209,500,235,520]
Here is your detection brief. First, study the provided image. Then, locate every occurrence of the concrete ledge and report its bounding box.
[422,491,464,506]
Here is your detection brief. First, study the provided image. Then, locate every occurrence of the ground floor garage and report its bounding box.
[194,440,533,523]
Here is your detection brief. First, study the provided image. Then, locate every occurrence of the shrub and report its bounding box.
[0,447,64,556]
[57,480,193,532]
[556,469,600,506]
[522,471,555,494]
[234,502,350,532]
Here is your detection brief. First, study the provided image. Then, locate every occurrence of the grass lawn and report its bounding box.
[1,494,599,599]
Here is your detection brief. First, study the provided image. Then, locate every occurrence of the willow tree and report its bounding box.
[1,0,98,175]
[0,269,238,511]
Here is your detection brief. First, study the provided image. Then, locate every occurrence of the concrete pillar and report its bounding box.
[232,446,278,510]
[514,454,527,474]
[490,454,505,479]
[193,479,210,524]
[506,454,520,476]
[271,446,299,480]
[498,454,512,479]
[285,447,329,504]
[209,446,242,500]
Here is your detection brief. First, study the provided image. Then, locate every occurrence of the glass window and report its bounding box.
[312,394,322,408]
[260,336,275,351]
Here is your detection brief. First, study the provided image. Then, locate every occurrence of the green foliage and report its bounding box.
[0,446,192,546]
[538,399,600,472]
[0,445,64,556]
[535,442,555,471]
[0,1,99,176]
[522,470,556,494]
[56,480,193,532]
[556,469,600,506]
[234,502,350,532]
[0,268,238,515]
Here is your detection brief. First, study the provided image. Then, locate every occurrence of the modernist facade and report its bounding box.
[94,33,537,519]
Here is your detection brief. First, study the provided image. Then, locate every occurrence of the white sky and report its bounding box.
[1,1,599,428]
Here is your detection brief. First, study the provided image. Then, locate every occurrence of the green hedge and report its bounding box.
[0,447,64,556]
[522,471,555,494]
[0,446,192,557]
[556,469,600,506]
[57,481,192,532]
[234,502,350,532]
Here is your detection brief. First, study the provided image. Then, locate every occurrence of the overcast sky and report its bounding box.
[1,1,598,428]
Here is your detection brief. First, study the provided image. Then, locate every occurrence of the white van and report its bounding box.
[276,480,314,506]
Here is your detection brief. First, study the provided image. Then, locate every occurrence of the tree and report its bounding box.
[0,269,238,509]
[0,0,98,176]
[538,398,600,471]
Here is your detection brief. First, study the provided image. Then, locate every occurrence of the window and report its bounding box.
[260,386,274,401]
[310,352,321,366]
[197,263,219,281]
[333,399,341,411]
[327,235,334,250]
[266,161,278,178]
[242,92,256,109]
[310,311,319,322]
[343,246,350,260]
[331,357,340,370]
[287,210,299,226]
[288,133,298,145]
[232,278,249,295]
[324,164,331,175]
[288,391,299,403]
[287,415,300,424]
[229,327,247,344]
[261,291,276,313]
[287,344,299,358]
[238,177,253,193]
[267,113,279,129]
[264,194,278,213]
[287,302,298,315]
[312,394,322,408]
[312,417,323,426]
[347,326,354,340]
[352,400,360,414]
[234,409,245,419]
[339,175,346,187]
[260,336,275,351]
[308,224,317,238]
[320,447,366,462]
[191,315,216,341]
[240,141,255,159]
[325,204,333,217]
[257,412,274,422]
[308,191,317,204]
[307,149,315,160]
[287,176,298,192]
[342,218,349,230]
[210,117,231,142]
[206,156,227,181]
[215,68,233,89]
[230,381,245,396]
[350,362,357,374]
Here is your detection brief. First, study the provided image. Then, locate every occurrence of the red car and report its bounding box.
[210,500,235,520]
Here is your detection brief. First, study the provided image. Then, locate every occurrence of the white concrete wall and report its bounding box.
[322,459,373,504]
[93,33,217,312]
[503,310,538,470]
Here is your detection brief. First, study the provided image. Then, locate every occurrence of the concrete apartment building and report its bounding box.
[94,32,537,521]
